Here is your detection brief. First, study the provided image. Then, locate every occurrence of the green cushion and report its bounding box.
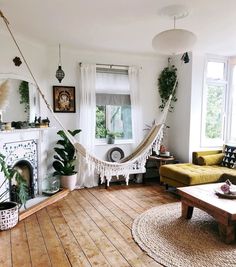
[198,153,224,166]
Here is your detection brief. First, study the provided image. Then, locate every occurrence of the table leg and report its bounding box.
[181,202,194,219]
[218,223,235,244]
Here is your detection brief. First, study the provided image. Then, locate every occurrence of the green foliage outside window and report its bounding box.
[96,106,106,138]
[96,105,132,139]
[205,85,224,139]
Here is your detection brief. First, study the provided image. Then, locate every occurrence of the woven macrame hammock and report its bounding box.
[0,10,175,186]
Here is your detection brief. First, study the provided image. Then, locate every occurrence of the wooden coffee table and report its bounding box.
[178,183,236,244]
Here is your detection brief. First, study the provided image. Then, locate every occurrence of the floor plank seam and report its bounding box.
[72,190,147,266]
[67,193,128,266]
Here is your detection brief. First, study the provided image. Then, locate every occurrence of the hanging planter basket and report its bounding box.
[158,64,178,111]
[0,202,19,230]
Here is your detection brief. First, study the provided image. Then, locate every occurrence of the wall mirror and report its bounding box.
[0,78,40,123]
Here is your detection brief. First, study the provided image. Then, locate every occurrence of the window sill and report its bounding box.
[95,139,134,146]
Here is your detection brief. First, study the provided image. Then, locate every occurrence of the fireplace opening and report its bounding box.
[10,160,35,202]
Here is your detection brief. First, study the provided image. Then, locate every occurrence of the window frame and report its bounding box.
[226,58,236,144]
[95,67,134,145]
[201,55,228,148]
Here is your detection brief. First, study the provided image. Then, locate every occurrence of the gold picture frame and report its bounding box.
[53,86,76,113]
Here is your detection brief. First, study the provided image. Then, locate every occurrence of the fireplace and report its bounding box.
[3,139,38,198]
[10,160,35,201]
[0,128,49,202]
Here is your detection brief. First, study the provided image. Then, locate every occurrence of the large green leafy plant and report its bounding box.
[158,64,178,111]
[19,81,30,114]
[0,153,28,209]
[53,129,81,176]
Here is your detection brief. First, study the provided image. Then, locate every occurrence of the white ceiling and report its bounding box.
[1,0,236,56]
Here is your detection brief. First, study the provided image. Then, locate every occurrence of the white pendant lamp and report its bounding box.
[152,5,197,55]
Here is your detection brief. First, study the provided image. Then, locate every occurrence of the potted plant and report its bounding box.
[158,63,178,111]
[0,153,28,230]
[106,129,117,144]
[53,129,81,191]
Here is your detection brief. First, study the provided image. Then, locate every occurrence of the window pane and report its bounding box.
[204,85,225,143]
[96,106,106,138]
[96,104,132,139]
[229,67,236,142]
[106,105,132,139]
[207,62,225,80]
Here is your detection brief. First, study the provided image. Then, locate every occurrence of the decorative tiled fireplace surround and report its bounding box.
[4,139,38,196]
[0,128,48,200]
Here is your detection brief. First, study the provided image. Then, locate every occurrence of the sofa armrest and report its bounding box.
[192,150,222,165]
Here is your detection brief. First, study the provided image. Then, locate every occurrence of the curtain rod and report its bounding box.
[79,62,142,69]
[79,62,129,68]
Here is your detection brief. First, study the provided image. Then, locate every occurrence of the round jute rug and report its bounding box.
[132,202,236,267]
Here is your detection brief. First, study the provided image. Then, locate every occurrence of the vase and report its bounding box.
[0,202,19,230]
[60,173,77,191]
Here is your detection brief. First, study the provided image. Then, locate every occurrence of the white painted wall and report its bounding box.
[167,54,193,163]
[167,52,215,163]
[44,46,167,161]
[189,53,206,157]
[0,32,168,167]
[0,30,214,171]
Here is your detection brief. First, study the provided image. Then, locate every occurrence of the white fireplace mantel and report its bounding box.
[0,128,50,196]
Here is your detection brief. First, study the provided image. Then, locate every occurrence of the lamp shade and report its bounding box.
[56,65,65,83]
[152,29,197,55]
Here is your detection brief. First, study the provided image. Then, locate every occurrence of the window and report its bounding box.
[228,64,236,143]
[201,57,228,147]
[95,68,132,141]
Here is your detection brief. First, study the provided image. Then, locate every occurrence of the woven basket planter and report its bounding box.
[0,202,19,230]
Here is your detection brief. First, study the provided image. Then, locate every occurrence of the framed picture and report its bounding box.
[53,86,76,113]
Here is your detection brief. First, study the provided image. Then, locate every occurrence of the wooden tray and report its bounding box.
[215,189,236,199]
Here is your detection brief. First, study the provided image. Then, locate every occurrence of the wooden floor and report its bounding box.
[0,183,179,267]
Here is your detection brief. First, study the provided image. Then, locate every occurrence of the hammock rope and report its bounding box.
[0,10,177,186]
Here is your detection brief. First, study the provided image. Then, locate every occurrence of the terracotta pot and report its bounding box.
[0,202,19,230]
[60,174,77,191]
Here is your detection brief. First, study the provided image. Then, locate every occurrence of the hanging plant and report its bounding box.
[158,64,178,111]
[19,81,30,114]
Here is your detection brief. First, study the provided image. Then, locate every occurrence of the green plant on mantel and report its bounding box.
[158,64,178,111]
[19,81,30,115]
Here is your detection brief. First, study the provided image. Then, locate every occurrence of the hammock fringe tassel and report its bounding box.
[74,123,164,186]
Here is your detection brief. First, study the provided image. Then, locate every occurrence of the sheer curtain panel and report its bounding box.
[78,63,97,188]
[129,66,143,147]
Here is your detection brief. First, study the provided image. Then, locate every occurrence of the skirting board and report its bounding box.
[19,188,69,221]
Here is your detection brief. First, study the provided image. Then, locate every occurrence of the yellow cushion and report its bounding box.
[192,150,222,164]
[160,163,228,186]
[198,153,224,166]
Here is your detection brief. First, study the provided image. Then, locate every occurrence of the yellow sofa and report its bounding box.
[160,150,236,187]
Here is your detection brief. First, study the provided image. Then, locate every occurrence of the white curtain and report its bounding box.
[129,66,143,147]
[77,63,97,188]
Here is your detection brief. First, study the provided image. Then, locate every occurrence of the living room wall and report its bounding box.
[167,52,218,163]
[44,46,167,160]
[0,31,213,168]
[0,32,168,164]
[166,54,193,163]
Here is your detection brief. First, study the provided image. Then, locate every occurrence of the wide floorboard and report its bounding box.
[0,183,179,267]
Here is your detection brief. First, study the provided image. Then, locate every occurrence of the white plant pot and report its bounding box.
[60,174,77,191]
[0,202,19,230]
